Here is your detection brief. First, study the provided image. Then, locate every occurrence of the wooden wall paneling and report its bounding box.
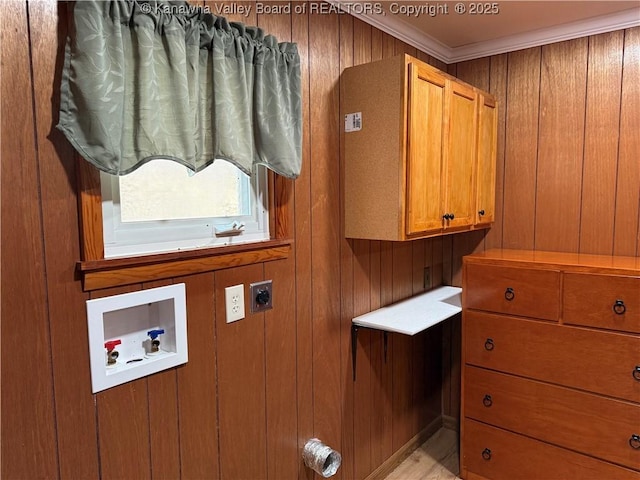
[413,323,443,429]
[380,245,395,308]
[382,31,395,58]
[579,31,623,255]
[215,264,267,480]
[424,240,434,289]
[486,53,508,250]
[391,242,414,450]
[371,24,383,63]
[93,285,152,480]
[353,239,372,479]
[263,261,299,479]
[395,40,417,57]
[141,279,180,480]
[457,57,490,90]
[176,273,218,480]
[441,319,452,419]
[614,27,640,256]
[433,237,446,423]
[438,248,454,419]
[368,241,386,473]
[264,255,299,480]
[0,2,60,478]
[27,0,101,477]
[378,241,395,459]
[339,12,356,480]
[442,237,453,286]
[291,5,314,478]
[369,324,390,472]
[410,239,425,430]
[431,237,444,287]
[411,240,437,431]
[447,313,462,423]
[502,47,541,250]
[535,38,588,252]
[351,17,374,479]
[309,10,343,479]
[412,241,426,294]
[255,10,299,480]
[415,48,448,71]
[451,232,485,287]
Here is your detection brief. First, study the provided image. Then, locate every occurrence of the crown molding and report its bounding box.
[330,2,640,64]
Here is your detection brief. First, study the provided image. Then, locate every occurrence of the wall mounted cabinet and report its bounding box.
[342,54,497,241]
[475,94,498,226]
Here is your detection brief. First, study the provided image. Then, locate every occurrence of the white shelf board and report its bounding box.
[352,286,462,335]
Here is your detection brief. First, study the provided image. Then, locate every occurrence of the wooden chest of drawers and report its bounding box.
[461,249,640,480]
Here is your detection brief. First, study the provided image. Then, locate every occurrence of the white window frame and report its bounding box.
[100,162,270,258]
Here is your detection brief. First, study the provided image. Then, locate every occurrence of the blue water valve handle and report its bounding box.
[147,329,165,340]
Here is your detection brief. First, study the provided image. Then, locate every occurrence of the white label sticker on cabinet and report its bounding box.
[344,112,362,132]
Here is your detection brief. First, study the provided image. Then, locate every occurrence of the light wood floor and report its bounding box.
[384,428,462,480]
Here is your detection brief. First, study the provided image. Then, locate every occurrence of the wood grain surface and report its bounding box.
[3,0,638,477]
[1,2,59,478]
[502,47,541,250]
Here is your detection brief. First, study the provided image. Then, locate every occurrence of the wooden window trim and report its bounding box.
[76,156,292,291]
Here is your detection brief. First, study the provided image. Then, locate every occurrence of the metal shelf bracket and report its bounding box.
[351,324,388,381]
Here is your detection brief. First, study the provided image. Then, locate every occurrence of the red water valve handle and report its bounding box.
[104,340,122,351]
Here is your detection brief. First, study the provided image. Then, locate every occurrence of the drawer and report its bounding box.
[463,310,640,403]
[464,366,640,470]
[465,264,560,320]
[564,273,640,334]
[462,419,640,480]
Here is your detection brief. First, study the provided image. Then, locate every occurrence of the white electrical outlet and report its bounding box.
[225,284,245,323]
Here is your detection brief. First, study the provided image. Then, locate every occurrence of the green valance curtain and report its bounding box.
[57,0,302,178]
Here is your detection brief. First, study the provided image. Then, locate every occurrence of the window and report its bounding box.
[100,159,269,258]
[76,156,291,292]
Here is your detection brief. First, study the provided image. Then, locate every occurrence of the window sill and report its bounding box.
[78,239,292,291]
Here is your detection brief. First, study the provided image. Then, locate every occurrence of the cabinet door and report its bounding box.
[405,63,446,236]
[475,95,497,225]
[443,81,477,229]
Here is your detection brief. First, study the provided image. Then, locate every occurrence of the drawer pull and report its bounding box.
[633,366,640,381]
[629,434,640,450]
[613,299,626,315]
[483,394,493,407]
[482,448,492,461]
[504,287,515,301]
[484,338,495,351]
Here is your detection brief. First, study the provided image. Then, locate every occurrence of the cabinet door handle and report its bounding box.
[449,213,455,220]
[633,366,640,381]
[629,434,640,450]
[484,338,495,351]
[504,287,515,301]
[482,448,492,461]
[483,394,493,407]
[613,299,626,315]
[478,210,485,216]
[442,213,450,220]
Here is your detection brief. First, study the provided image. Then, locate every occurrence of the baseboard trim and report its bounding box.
[442,415,459,431]
[364,416,444,480]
